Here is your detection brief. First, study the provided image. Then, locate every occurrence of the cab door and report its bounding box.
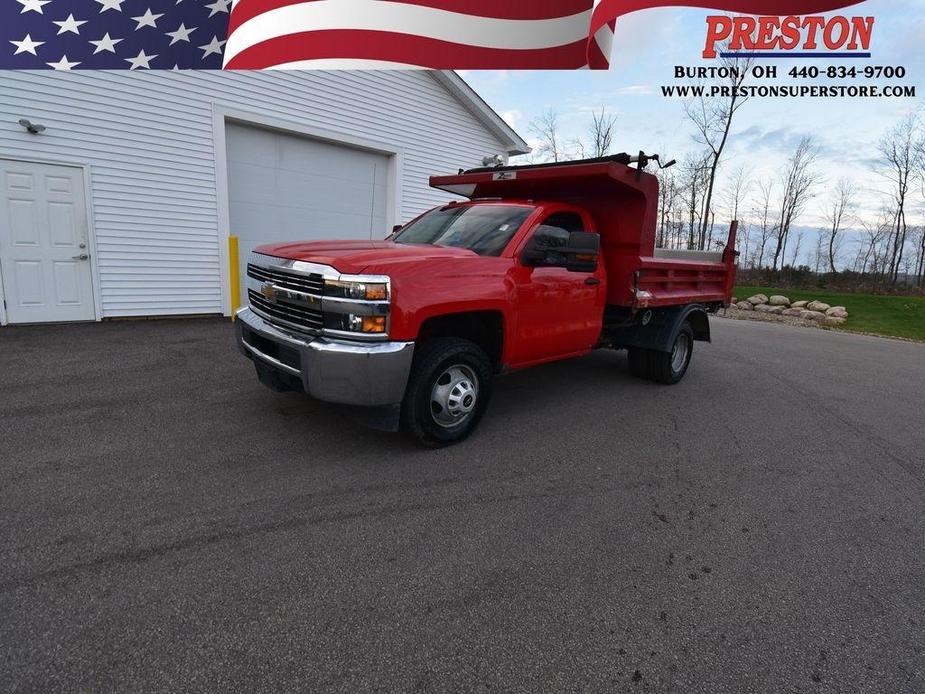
[508,210,606,366]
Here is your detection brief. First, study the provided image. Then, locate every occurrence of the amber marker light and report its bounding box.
[362,316,386,333]
[365,284,388,301]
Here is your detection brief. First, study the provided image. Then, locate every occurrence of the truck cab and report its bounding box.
[235,154,738,446]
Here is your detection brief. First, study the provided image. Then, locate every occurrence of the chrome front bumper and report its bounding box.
[235,307,414,407]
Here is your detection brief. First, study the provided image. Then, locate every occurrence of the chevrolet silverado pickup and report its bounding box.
[235,153,738,446]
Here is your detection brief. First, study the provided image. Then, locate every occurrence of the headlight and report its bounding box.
[325,279,389,301]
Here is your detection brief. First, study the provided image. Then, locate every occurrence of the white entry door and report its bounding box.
[0,161,96,323]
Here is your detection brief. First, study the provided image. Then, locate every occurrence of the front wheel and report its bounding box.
[649,323,694,385]
[400,338,493,447]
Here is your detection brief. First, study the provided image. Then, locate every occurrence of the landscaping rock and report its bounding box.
[747,294,769,306]
[800,310,827,322]
[756,305,785,315]
[723,297,852,331]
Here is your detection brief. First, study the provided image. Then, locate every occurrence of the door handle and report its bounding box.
[585,277,601,286]
[72,254,90,260]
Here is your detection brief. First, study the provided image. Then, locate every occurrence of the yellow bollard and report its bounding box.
[229,235,241,320]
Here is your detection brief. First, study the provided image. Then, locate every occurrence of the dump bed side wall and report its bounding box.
[579,184,657,306]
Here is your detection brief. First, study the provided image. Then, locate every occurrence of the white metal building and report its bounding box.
[0,71,527,325]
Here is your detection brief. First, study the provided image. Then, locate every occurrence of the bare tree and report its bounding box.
[878,113,923,285]
[789,230,805,267]
[678,152,711,249]
[913,225,925,287]
[813,230,826,274]
[751,179,776,269]
[683,51,753,250]
[529,109,564,163]
[724,164,752,222]
[771,136,820,273]
[588,107,618,158]
[824,177,857,273]
[721,164,752,256]
[738,222,752,268]
[656,165,681,248]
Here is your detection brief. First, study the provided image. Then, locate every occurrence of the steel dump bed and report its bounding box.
[431,156,737,309]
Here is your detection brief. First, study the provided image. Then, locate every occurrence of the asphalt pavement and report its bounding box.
[1,317,923,693]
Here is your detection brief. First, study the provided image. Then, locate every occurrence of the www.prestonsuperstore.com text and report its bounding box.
[663,64,916,99]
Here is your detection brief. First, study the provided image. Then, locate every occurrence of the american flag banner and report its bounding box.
[3,0,861,70]
[222,0,861,69]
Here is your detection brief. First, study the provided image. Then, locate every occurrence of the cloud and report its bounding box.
[500,109,522,128]
[731,125,838,160]
[573,104,621,115]
[616,85,656,96]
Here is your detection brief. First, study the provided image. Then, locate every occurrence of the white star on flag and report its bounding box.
[89,33,123,54]
[124,48,157,69]
[47,55,81,70]
[95,0,126,12]
[166,23,196,45]
[17,0,51,14]
[53,14,88,35]
[198,35,225,58]
[131,8,164,29]
[203,0,230,18]
[10,34,45,55]
[6,0,231,69]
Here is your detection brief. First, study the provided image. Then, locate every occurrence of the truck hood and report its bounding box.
[254,240,480,275]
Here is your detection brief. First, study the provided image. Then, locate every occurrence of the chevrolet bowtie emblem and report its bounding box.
[260,283,278,302]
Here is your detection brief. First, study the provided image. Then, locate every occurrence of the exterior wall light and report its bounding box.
[18,119,46,134]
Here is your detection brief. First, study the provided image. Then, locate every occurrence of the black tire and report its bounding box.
[627,347,652,380]
[649,323,694,385]
[400,337,493,447]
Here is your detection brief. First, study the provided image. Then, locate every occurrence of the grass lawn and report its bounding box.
[735,286,925,342]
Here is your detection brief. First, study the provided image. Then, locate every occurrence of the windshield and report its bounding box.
[393,204,532,257]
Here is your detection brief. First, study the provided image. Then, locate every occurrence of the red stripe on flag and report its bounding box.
[228,0,593,36]
[224,29,590,69]
[586,35,609,69]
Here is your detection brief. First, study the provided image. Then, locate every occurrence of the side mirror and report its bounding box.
[392,224,403,234]
[522,229,599,272]
[565,231,600,273]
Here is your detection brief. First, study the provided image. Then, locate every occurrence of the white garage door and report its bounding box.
[225,123,390,282]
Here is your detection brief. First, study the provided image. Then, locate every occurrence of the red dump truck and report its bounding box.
[235,154,738,445]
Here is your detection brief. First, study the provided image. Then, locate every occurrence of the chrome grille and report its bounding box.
[247,289,323,333]
[247,263,324,295]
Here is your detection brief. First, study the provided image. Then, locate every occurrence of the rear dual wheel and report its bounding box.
[627,323,694,385]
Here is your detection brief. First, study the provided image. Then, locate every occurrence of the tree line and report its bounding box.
[524,64,925,292]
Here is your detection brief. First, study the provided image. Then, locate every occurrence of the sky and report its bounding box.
[462,0,925,267]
